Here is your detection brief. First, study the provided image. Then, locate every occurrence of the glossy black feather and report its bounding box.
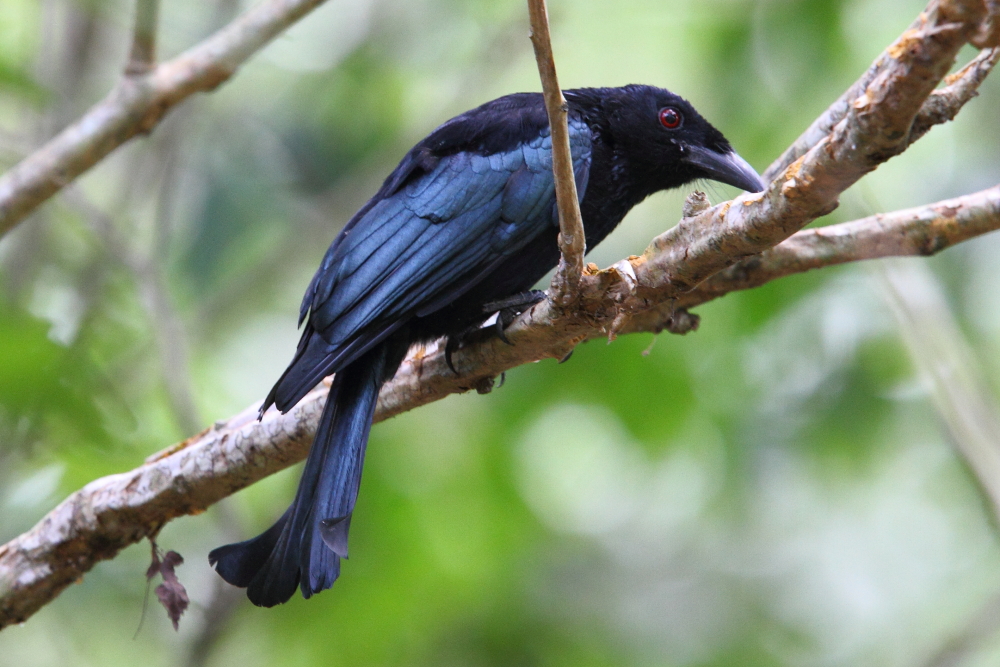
[212,85,765,606]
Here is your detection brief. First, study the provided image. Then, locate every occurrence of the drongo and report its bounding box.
[209,85,765,607]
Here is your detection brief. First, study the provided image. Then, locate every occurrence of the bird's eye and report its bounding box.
[659,107,682,129]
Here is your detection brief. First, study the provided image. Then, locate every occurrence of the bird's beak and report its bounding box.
[683,145,766,193]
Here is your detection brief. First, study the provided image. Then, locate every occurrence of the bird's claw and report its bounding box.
[445,335,460,375]
[483,289,545,346]
[445,291,546,377]
[494,314,513,345]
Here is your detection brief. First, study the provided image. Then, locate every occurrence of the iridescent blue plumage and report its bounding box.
[210,85,764,607]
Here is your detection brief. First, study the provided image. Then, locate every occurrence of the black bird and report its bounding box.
[209,85,765,607]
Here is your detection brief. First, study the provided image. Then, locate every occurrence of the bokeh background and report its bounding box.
[2,0,1000,665]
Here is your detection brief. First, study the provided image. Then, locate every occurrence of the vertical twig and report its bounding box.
[526,0,586,308]
[881,262,1000,520]
[921,590,1000,667]
[883,262,1000,666]
[126,0,160,75]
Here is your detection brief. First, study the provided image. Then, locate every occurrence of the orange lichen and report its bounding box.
[783,155,805,181]
[887,28,923,59]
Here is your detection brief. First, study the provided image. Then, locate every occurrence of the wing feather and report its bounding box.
[270,116,593,411]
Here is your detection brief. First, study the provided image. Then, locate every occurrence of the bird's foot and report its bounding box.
[481,289,546,344]
[444,333,467,375]
[444,291,546,375]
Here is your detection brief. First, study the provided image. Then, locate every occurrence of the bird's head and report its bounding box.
[589,84,765,196]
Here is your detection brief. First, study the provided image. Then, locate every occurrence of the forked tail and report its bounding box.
[209,338,406,607]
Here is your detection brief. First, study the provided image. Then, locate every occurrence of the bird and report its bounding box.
[208,84,765,607]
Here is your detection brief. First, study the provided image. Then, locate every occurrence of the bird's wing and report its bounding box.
[265,118,591,412]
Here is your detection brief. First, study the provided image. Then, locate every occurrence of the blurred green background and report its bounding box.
[2,0,1000,665]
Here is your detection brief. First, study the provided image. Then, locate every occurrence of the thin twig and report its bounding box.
[907,46,1000,146]
[921,590,1000,667]
[0,0,329,236]
[526,0,586,308]
[885,262,1000,667]
[881,262,1000,523]
[126,0,160,76]
[64,174,202,435]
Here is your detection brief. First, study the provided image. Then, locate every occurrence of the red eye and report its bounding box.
[659,107,682,129]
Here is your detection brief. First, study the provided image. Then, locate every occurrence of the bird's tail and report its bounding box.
[209,337,406,607]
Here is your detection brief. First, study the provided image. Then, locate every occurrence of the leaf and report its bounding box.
[141,541,190,632]
[154,551,189,631]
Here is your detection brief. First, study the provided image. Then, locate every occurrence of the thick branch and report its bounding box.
[1,0,997,631]
[527,0,586,307]
[3,184,998,630]
[0,0,329,236]
[626,184,1000,331]
[634,0,988,308]
[763,1,997,182]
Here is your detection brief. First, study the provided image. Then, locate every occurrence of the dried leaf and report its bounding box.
[141,541,190,632]
[154,551,189,631]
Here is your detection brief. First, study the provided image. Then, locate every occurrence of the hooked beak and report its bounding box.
[683,145,766,193]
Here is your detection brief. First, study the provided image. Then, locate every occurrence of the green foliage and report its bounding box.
[0,298,110,453]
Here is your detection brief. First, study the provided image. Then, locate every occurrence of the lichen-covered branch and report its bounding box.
[0,0,329,236]
[624,184,1000,333]
[3,182,998,630]
[1,0,998,632]
[527,0,587,307]
[763,1,998,183]
[909,46,999,145]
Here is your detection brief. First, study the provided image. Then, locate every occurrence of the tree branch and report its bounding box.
[3,182,998,629]
[909,45,999,146]
[623,184,1000,332]
[0,0,329,237]
[883,262,1000,517]
[635,0,990,307]
[884,260,1000,667]
[126,0,161,76]
[763,2,998,183]
[1,0,998,631]
[526,0,586,308]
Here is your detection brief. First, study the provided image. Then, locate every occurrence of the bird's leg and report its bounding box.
[482,290,546,344]
[481,289,547,315]
[444,319,494,374]
[444,291,546,375]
